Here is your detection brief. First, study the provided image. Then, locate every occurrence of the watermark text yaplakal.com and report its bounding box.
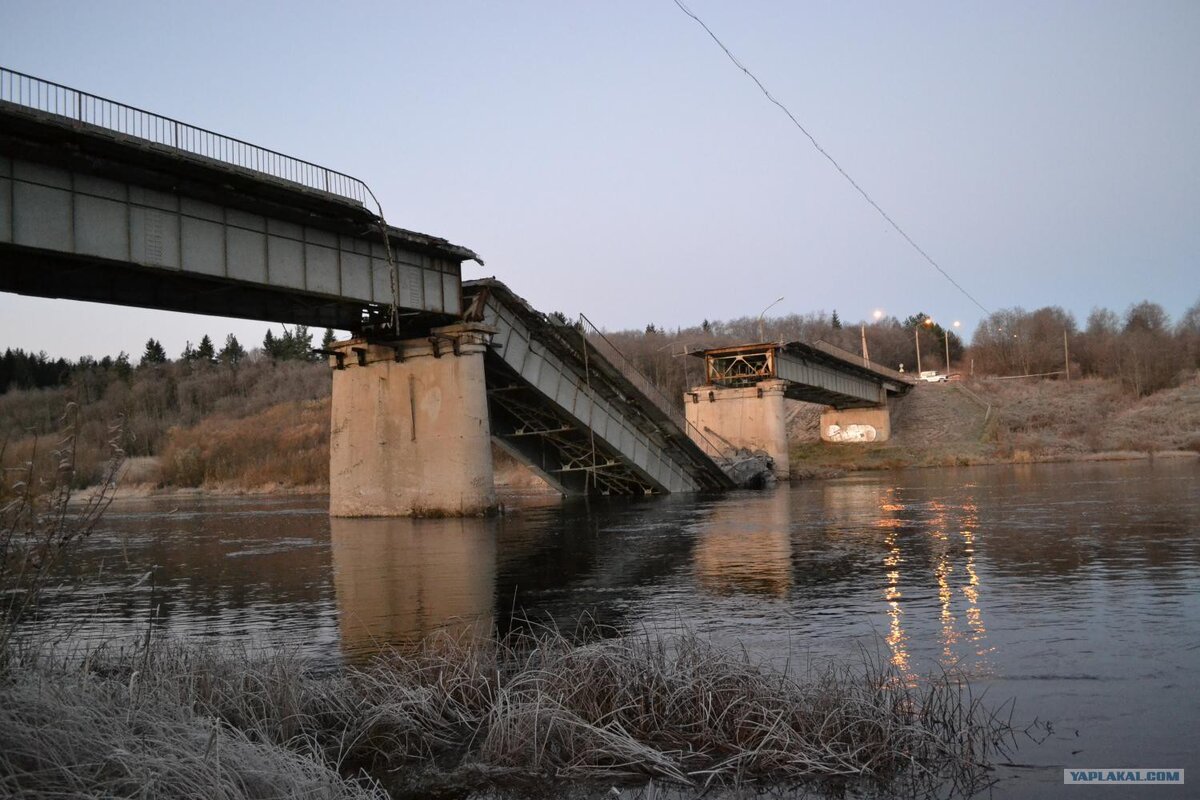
[1065,769,1184,785]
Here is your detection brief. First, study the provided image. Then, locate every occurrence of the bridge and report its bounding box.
[0,67,472,334]
[0,66,895,516]
[466,279,735,496]
[684,340,914,479]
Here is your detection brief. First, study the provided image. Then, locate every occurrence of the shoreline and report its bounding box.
[791,447,1198,479]
[98,449,1198,502]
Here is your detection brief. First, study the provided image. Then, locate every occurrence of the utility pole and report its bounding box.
[944,329,951,373]
[914,327,922,374]
[860,323,870,366]
[1064,329,1071,383]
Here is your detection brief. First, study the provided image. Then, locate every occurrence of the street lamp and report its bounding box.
[915,316,934,373]
[861,309,884,365]
[757,296,784,342]
[944,320,960,373]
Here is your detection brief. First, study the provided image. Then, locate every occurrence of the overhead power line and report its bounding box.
[671,0,991,317]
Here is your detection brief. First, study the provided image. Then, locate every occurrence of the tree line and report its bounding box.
[574,296,1199,404]
[0,326,339,396]
[970,299,1200,395]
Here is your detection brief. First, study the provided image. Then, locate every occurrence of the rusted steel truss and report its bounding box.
[486,377,656,496]
[704,345,777,387]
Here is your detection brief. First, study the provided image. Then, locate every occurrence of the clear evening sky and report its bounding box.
[2,1,1197,359]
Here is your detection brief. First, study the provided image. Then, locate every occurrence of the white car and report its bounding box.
[919,371,947,383]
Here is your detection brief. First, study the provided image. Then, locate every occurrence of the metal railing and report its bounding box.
[811,339,915,384]
[578,314,729,463]
[0,66,379,215]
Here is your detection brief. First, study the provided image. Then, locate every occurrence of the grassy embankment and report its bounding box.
[789,374,1200,476]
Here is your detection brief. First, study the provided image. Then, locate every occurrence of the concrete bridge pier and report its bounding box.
[685,379,791,480]
[328,324,497,518]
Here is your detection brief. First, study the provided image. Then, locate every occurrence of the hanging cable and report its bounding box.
[671,0,991,316]
[363,188,403,333]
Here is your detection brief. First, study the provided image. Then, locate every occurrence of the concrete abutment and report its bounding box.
[819,403,892,443]
[684,380,791,480]
[328,324,496,518]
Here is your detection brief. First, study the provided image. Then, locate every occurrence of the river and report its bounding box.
[35,459,1200,798]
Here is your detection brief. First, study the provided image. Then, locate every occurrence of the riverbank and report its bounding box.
[6,366,1198,498]
[789,376,1200,477]
[1,628,1013,799]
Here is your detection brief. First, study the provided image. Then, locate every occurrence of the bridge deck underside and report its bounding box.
[775,351,890,409]
[471,281,732,496]
[0,107,473,335]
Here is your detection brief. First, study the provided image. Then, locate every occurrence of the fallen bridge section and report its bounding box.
[466,280,749,496]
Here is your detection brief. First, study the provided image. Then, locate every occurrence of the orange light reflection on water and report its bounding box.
[876,491,994,682]
[878,489,914,684]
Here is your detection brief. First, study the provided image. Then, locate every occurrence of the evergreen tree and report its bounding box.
[114,351,133,380]
[195,335,217,364]
[831,310,842,330]
[0,349,15,393]
[139,338,168,367]
[321,328,336,349]
[263,326,315,361]
[219,334,246,366]
[180,341,196,362]
[283,325,315,361]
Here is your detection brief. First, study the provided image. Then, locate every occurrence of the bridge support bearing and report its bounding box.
[328,324,497,517]
[684,379,790,480]
[819,402,891,443]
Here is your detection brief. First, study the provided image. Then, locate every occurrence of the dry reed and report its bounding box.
[1,626,1014,799]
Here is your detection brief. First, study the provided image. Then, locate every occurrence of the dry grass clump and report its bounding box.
[449,629,1010,796]
[0,647,384,799]
[2,627,1012,798]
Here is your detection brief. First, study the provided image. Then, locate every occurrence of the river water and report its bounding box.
[36,459,1200,798]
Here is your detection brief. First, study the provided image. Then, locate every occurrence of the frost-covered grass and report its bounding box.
[1,627,1014,799]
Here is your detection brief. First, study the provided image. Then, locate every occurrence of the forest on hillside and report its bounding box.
[1,297,1198,493]
[593,297,1200,406]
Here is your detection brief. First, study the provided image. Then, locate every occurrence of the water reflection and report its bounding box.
[30,461,1200,800]
[958,502,991,671]
[694,488,791,597]
[877,488,913,682]
[330,517,497,656]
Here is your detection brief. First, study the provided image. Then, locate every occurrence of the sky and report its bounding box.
[2,0,1198,359]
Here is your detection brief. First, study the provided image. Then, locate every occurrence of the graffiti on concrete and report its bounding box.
[825,423,878,443]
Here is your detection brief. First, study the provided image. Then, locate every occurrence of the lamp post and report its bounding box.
[944,320,960,373]
[861,309,883,366]
[757,296,784,342]
[915,316,933,374]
